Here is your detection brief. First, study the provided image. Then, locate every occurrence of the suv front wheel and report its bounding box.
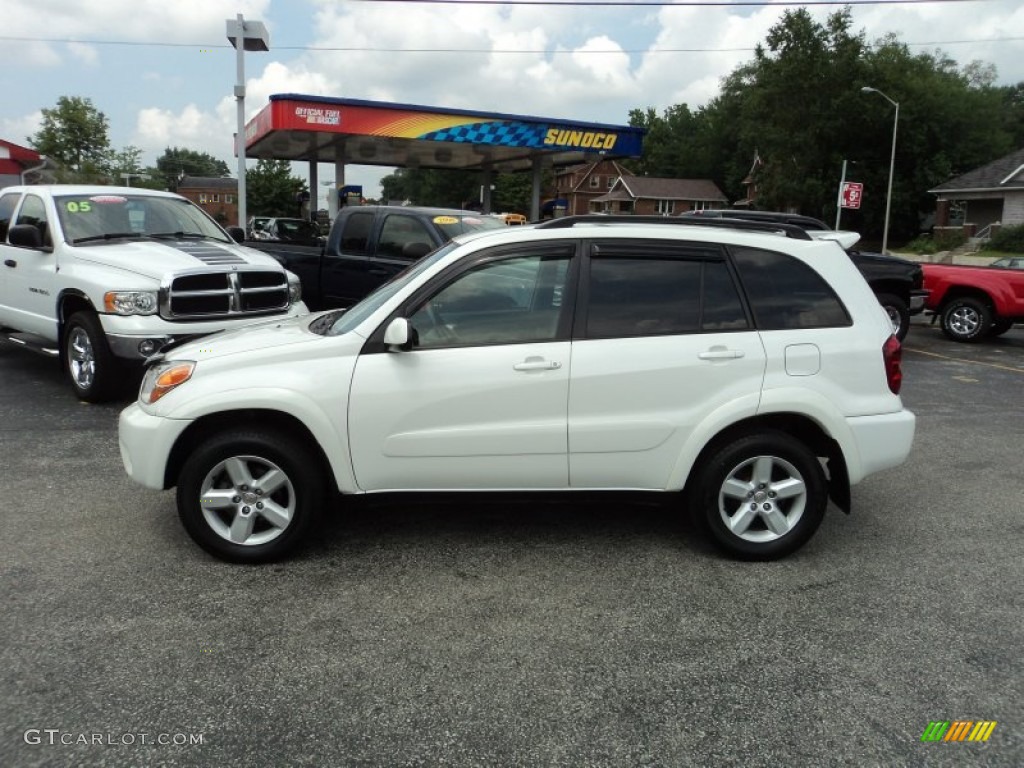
[690,431,828,560]
[176,429,326,563]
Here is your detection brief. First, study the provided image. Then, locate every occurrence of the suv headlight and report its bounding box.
[105,291,158,315]
[287,274,302,304]
[140,361,195,404]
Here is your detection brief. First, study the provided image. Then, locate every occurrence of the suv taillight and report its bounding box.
[883,334,902,394]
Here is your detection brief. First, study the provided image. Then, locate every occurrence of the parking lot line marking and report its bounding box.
[904,347,1024,374]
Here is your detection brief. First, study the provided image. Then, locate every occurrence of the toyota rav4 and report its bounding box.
[119,215,916,563]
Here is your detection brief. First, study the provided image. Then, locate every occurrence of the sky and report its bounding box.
[2,0,1021,205]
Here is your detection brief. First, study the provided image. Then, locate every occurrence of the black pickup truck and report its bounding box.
[679,209,927,340]
[246,206,506,310]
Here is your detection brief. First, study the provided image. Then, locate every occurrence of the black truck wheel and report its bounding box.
[877,293,910,341]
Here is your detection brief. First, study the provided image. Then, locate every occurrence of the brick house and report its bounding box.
[929,147,1024,235]
[176,176,238,226]
[550,159,635,215]
[590,176,728,216]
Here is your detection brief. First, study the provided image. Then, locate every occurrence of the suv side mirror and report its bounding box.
[383,317,411,350]
[226,226,246,243]
[8,224,44,249]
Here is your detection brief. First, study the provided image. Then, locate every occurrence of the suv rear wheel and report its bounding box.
[690,431,828,560]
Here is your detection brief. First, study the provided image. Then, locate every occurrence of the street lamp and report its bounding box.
[861,86,899,254]
[226,14,270,230]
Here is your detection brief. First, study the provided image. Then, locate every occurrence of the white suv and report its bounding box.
[118,216,916,563]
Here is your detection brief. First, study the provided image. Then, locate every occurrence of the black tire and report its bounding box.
[989,318,1015,337]
[62,311,124,402]
[940,297,992,343]
[877,293,910,341]
[176,429,326,563]
[688,431,828,560]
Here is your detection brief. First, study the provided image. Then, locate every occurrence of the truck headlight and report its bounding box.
[105,291,158,315]
[287,274,302,304]
[140,360,195,404]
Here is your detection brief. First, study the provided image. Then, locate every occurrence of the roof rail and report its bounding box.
[534,214,813,240]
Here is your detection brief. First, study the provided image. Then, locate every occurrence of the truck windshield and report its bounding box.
[327,243,459,336]
[434,215,506,239]
[56,194,231,245]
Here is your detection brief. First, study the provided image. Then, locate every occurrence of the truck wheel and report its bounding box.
[688,431,828,561]
[877,293,910,341]
[62,311,124,402]
[176,429,326,563]
[940,298,991,343]
[990,319,1015,337]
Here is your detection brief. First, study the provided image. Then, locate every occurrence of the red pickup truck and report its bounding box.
[921,261,1024,342]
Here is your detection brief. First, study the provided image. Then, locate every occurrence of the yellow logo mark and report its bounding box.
[543,128,617,151]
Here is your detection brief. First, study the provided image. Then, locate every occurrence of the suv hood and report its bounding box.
[166,314,320,361]
[71,239,282,280]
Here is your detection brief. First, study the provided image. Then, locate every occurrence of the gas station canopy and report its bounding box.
[244,94,644,173]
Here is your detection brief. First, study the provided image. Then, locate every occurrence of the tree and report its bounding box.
[155,147,231,191]
[246,159,308,218]
[29,96,112,181]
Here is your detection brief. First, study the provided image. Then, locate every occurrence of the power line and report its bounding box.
[1,35,1020,54]
[350,0,979,5]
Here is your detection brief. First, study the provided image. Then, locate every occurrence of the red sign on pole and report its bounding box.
[841,182,863,209]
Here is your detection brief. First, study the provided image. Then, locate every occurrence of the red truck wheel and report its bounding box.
[940,298,991,343]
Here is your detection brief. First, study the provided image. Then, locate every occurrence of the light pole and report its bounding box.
[226,14,269,230]
[861,86,899,254]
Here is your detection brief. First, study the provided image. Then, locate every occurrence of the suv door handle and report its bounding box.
[698,348,745,360]
[513,357,561,372]
[3,259,15,268]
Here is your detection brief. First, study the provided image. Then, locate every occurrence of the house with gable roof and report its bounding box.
[929,147,1024,235]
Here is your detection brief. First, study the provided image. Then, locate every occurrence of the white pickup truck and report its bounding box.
[0,185,307,401]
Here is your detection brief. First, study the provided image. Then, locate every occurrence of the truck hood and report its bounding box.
[70,238,282,280]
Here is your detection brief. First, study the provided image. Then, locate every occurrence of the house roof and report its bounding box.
[614,176,727,202]
[929,147,1024,194]
[178,176,238,190]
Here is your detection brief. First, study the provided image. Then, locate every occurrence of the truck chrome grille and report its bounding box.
[163,270,289,319]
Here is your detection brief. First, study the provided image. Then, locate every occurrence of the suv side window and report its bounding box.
[583,244,748,338]
[378,214,434,260]
[0,193,18,241]
[14,194,51,247]
[338,211,374,254]
[731,246,851,330]
[408,247,572,348]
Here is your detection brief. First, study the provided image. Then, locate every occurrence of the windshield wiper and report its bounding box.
[72,232,146,244]
[148,231,222,241]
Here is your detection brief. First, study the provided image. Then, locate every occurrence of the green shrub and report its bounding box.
[907,229,967,255]
[985,224,1024,253]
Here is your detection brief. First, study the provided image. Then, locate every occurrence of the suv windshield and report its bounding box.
[326,243,459,336]
[56,194,231,245]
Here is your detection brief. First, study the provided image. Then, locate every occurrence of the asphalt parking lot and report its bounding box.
[1,317,1022,767]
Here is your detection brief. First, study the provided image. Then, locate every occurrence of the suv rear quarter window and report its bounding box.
[731,246,851,330]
